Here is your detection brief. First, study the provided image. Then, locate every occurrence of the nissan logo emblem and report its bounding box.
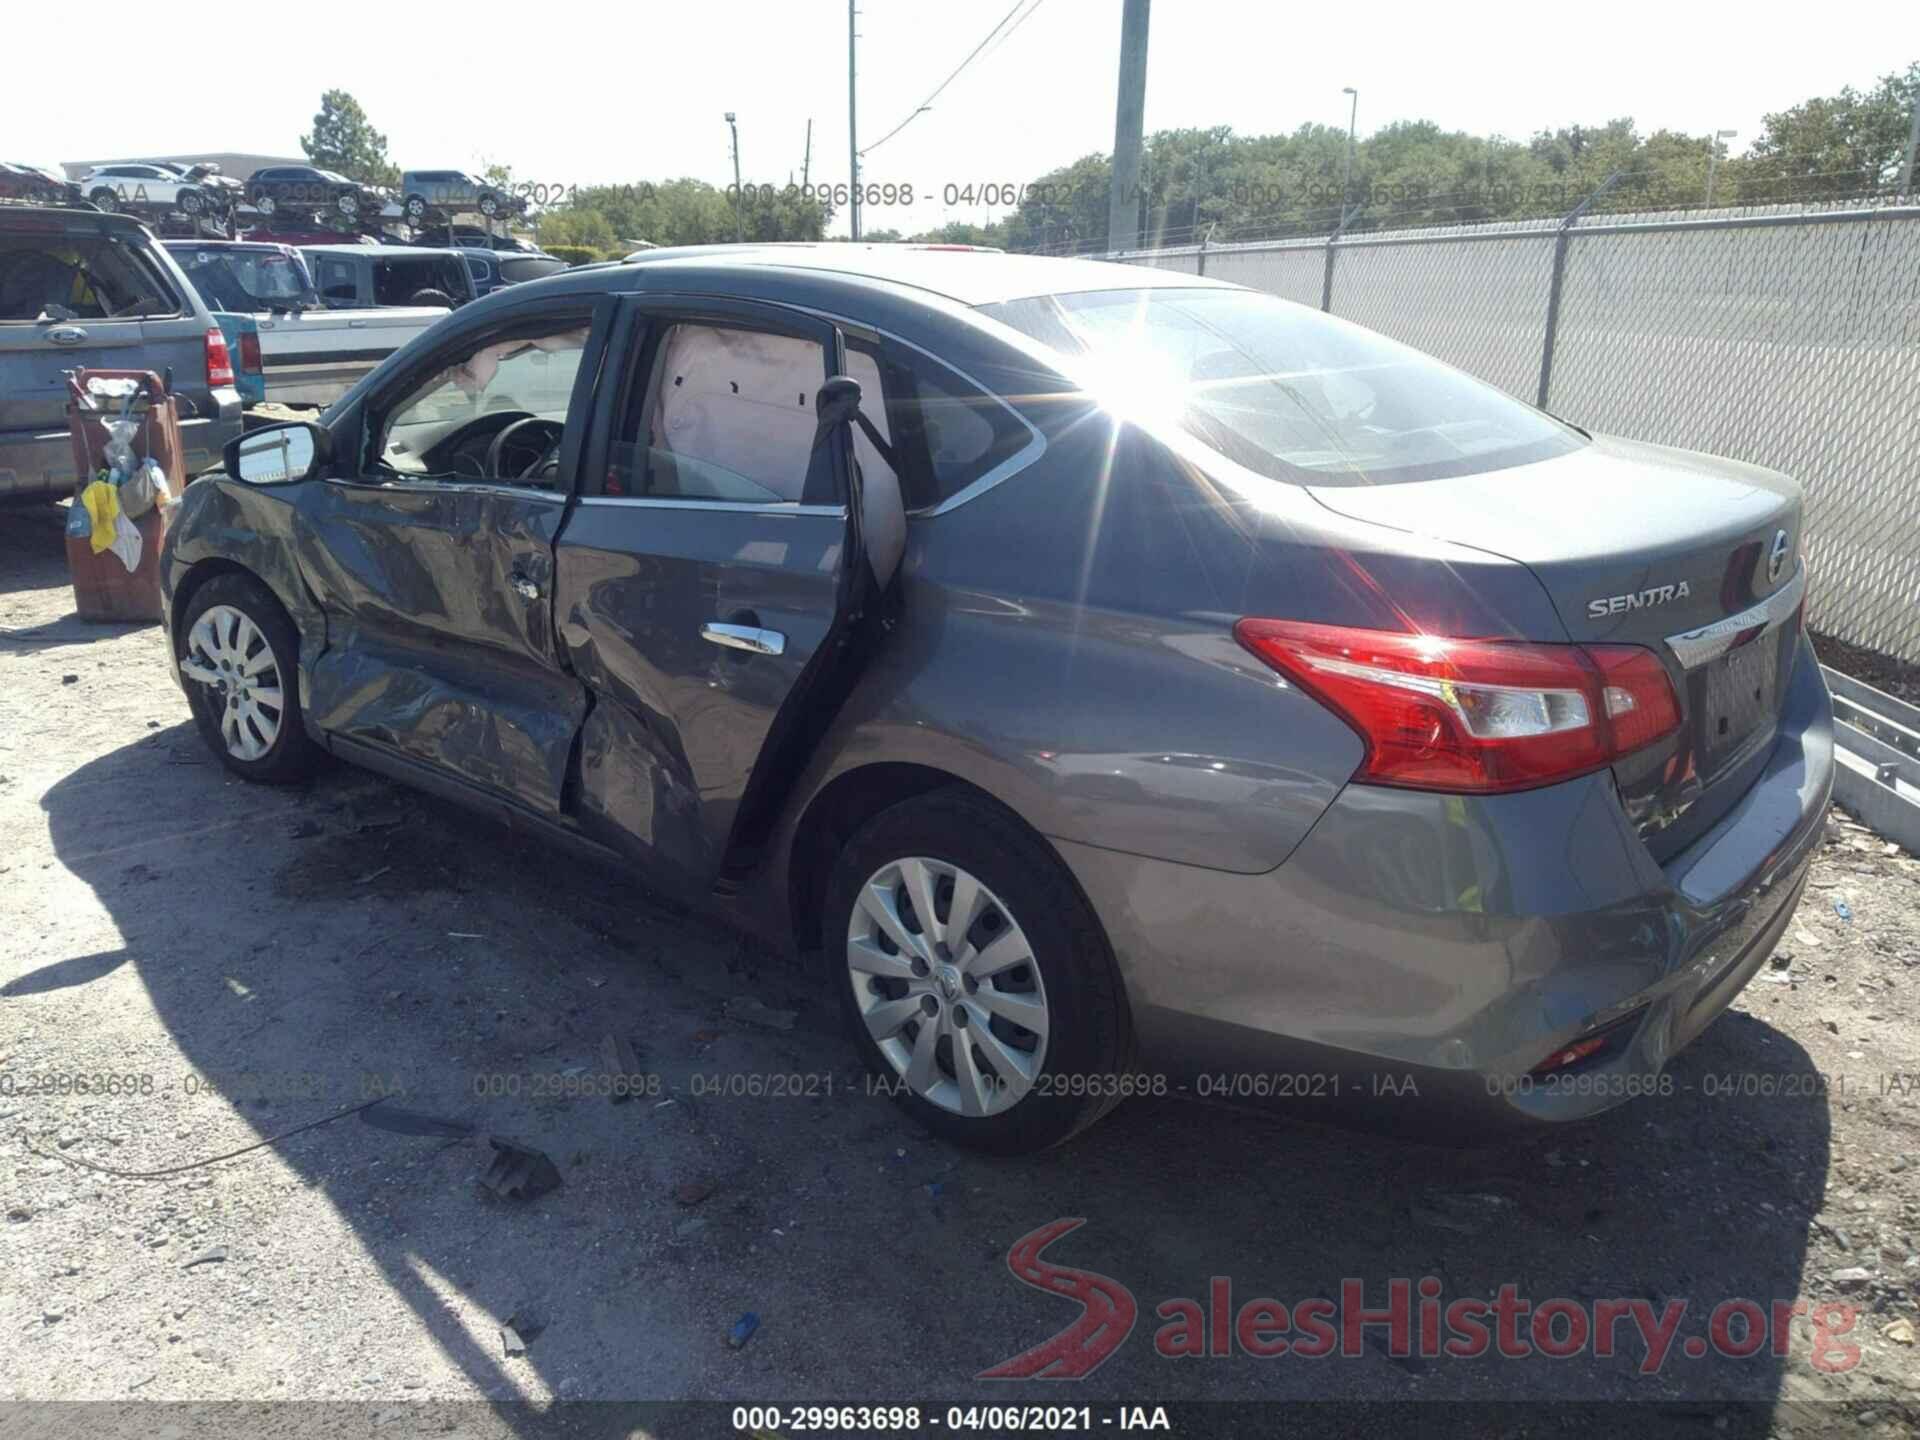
[1768,529,1790,584]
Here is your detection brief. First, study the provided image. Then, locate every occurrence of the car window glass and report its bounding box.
[846,338,1030,510]
[377,322,590,489]
[609,322,832,505]
[0,235,177,323]
[172,248,318,311]
[317,260,356,304]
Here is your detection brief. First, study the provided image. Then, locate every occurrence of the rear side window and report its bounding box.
[501,256,566,284]
[844,338,1033,510]
[0,233,179,323]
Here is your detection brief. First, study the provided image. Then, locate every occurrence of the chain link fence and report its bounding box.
[1111,201,1920,663]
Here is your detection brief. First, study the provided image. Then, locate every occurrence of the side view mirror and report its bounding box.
[812,375,905,592]
[225,421,328,486]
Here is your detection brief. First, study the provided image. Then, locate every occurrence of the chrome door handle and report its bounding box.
[701,622,785,656]
[510,573,541,601]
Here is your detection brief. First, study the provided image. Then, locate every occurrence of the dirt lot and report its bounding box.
[3,502,1919,1436]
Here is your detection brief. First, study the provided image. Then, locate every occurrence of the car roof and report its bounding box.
[163,239,294,253]
[613,243,1234,306]
[0,204,149,235]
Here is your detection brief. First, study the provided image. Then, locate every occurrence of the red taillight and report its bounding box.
[1234,619,1681,794]
[204,326,235,387]
[237,330,262,376]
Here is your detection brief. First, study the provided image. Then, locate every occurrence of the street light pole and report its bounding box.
[725,112,743,242]
[1902,92,1920,196]
[1705,128,1736,208]
[1340,87,1359,218]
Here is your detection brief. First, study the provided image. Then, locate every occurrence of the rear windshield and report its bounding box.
[168,246,319,312]
[0,233,181,323]
[984,287,1582,486]
[373,255,469,306]
[500,256,566,284]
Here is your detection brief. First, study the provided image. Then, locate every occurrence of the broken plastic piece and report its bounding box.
[480,1137,563,1201]
[728,1312,760,1349]
[601,1033,644,1104]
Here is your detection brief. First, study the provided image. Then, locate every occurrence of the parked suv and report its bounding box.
[401,170,523,224]
[245,167,377,222]
[0,205,242,502]
[455,245,566,297]
[300,244,474,309]
[82,163,225,218]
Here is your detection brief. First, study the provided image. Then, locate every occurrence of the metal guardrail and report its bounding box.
[1823,665,1920,853]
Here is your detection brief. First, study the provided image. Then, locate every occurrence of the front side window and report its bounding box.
[609,322,833,505]
[374,256,468,306]
[984,287,1583,487]
[377,321,590,487]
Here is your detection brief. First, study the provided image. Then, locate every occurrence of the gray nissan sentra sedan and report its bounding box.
[158,245,1832,1153]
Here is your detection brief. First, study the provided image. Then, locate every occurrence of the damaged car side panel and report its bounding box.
[291,481,586,815]
[554,504,848,884]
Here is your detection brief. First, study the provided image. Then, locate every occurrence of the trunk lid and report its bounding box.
[1307,433,1807,858]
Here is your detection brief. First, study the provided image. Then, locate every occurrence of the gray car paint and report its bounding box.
[160,249,1833,1132]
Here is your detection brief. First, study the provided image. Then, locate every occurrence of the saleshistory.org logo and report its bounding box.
[977,1220,1862,1380]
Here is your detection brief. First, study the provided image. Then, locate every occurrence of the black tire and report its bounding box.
[405,195,427,221]
[179,190,203,215]
[178,572,320,784]
[825,788,1134,1153]
[254,191,277,217]
[478,193,500,218]
[89,187,117,210]
[406,288,457,309]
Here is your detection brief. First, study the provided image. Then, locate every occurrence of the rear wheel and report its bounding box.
[179,190,203,215]
[826,789,1133,1153]
[253,191,277,217]
[178,573,319,783]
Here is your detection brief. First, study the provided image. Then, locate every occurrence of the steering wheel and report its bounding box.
[485,415,565,482]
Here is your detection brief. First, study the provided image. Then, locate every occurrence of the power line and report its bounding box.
[861,0,1030,157]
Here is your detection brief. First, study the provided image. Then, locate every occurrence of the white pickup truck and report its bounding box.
[161,240,453,409]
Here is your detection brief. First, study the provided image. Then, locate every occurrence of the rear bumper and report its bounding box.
[1056,633,1834,1137]
[0,394,241,502]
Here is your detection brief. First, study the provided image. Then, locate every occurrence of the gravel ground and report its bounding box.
[3,503,1919,1436]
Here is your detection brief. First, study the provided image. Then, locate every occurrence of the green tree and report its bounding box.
[301,91,399,187]
[1739,62,1919,200]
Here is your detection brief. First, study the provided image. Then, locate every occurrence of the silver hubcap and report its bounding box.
[181,604,284,762]
[847,857,1049,1118]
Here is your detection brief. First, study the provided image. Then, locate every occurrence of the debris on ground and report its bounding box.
[728,1312,760,1349]
[723,997,797,1031]
[182,1245,228,1269]
[358,1104,473,1138]
[479,1138,564,1201]
[673,1178,716,1207]
[601,1033,644,1103]
[500,1307,546,1358]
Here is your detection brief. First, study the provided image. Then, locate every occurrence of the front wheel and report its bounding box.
[253,191,277,217]
[178,573,320,783]
[826,790,1133,1153]
[178,190,203,215]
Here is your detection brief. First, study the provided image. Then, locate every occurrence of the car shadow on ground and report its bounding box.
[30,706,1838,1426]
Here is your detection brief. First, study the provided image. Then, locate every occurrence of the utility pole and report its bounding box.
[1340,88,1358,216]
[848,0,860,239]
[803,118,812,190]
[1106,0,1149,254]
[725,112,743,242]
[1705,128,1736,208]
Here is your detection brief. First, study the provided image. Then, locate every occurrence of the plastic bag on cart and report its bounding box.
[101,416,139,479]
[65,499,92,542]
[108,509,143,573]
[119,458,172,519]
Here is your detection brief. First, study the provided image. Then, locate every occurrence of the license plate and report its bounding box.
[1701,636,1778,765]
